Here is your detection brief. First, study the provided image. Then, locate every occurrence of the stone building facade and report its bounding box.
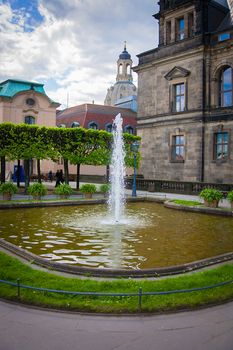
[134,0,233,183]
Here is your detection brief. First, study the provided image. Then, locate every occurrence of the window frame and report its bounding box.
[88,121,99,130]
[24,116,35,125]
[219,66,233,107]
[124,125,134,135]
[173,83,186,112]
[170,133,185,163]
[105,123,112,133]
[213,131,229,161]
[176,17,185,41]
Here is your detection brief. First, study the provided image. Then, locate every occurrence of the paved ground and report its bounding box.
[0,300,233,350]
[0,180,231,208]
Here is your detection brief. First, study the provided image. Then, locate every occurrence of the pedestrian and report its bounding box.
[59,169,64,184]
[55,170,60,187]
[48,170,53,182]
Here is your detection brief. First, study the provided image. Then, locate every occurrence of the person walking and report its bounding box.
[55,170,60,187]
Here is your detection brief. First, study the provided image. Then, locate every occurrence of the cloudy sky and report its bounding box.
[0,0,159,108]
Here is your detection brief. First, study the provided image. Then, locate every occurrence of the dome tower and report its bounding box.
[104,42,137,107]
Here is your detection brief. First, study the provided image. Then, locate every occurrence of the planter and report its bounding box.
[204,199,219,208]
[2,193,12,201]
[84,193,93,199]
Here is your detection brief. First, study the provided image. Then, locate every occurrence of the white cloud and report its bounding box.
[0,0,158,107]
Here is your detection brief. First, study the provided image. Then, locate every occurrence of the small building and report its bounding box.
[56,103,137,176]
[0,79,60,177]
[56,103,136,134]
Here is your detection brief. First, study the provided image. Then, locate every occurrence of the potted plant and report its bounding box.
[27,182,47,200]
[80,183,97,199]
[199,188,223,208]
[0,182,17,200]
[54,183,73,199]
[99,183,110,198]
[227,190,233,210]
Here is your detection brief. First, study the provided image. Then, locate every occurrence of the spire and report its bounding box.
[124,41,127,51]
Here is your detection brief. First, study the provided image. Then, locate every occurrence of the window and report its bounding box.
[218,33,230,42]
[214,132,228,160]
[71,122,80,128]
[25,116,35,124]
[124,125,134,134]
[88,122,98,130]
[174,83,185,112]
[177,18,185,41]
[105,123,112,132]
[26,98,35,106]
[220,67,233,107]
[171,135,185,161]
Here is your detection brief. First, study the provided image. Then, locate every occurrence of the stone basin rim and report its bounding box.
[0,238,232,279]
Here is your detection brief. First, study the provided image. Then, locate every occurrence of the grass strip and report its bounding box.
[0,251,232,313]
[172,199,202,206]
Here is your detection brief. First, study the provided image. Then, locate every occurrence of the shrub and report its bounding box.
[199,188,223,202]
[0,182,17,194]
[27,183,47,197]
[227,190,233,202]
[80,184,97,194]
[99,183,110,193]
[54,184,73,196]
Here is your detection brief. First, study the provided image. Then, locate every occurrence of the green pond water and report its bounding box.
[0,202,232,269]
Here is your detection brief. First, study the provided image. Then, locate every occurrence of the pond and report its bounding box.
[0,202,232,269]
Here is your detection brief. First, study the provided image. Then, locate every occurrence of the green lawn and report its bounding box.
[0,252,232,313]
[171,199,202,206]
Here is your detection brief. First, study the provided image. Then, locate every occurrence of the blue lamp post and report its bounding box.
[131,141,140,197]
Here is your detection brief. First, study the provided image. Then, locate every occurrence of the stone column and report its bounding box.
[171,18,176,42]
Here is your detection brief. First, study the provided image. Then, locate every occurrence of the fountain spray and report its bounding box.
[108,113,126,223]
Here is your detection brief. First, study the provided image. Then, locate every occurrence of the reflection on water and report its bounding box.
[0,203,233,269]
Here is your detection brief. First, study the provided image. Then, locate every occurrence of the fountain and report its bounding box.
[108,113,126,224]
[0,113,233,273]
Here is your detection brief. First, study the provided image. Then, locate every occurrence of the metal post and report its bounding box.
[132,154,137,197]
[17,278,20,298]
[138,287,142,312]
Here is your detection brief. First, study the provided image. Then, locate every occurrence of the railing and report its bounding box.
[125,178,233,196]
[1,278,232,312]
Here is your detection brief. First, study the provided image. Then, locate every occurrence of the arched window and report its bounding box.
[25,116,35,124]
[124,125,134,134]
[105,123,112,132]
[220,66,233,107]
[126,64,131,75]
[119,64,123,74]
[88,121,98,130]
[71,121,80,128]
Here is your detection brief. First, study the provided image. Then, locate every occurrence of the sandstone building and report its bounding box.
[134,0,233,183]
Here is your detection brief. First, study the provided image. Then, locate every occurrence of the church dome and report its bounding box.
[119,49,131,60]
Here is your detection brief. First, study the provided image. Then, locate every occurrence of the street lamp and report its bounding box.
[131,141,140,197]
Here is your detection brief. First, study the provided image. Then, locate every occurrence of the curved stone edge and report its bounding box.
[0,196,150,209]
[164,201,233,217]
[0,238,232,279]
